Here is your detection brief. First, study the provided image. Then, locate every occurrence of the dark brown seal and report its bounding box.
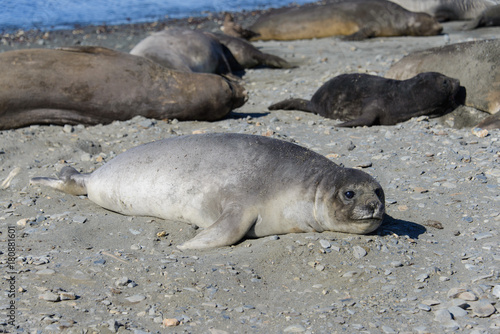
[386,39,500,114]
[268,72,461,127]
[249,0,442,41]
[0,47,246,130]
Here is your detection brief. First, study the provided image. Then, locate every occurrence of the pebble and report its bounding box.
[319,239,331,248]
[352,245,367,259]
[448,306,468,317]
[72,215,87,224]
[433,309,459,329]
[492,285,500,299]
[471,299,496,317]
[39,291,60,302]
[283,324,306,332]
[125,294,146,303]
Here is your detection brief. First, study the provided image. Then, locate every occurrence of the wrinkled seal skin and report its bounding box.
[389,0,500,21]
[130,28,232,75]
[269,72,461,127]
[463,4,500,29]
[0,47,246,130]
[386,39,500,115]
[207,32,294,70]
[30,133,386,250]
[249,0,442,41]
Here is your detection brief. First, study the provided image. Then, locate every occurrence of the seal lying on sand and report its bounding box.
[130,28,292,73]
[463,4,500,29]
[130,28,232,75]
[386,39,500,114]
[208,32,293,70]
[389,0,500,21]
[249,0,442,41]
[0,47,246,130]
[269,73,461,127]
[30,133,386,250]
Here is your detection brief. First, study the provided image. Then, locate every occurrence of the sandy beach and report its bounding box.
[1,5,499,333]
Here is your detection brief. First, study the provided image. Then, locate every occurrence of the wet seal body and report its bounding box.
[386,39,500,115]
[130,28,232,75]
[249,0,442,41]
[0,47,246,130]
[269,73,461,127]
[30,134,385,250]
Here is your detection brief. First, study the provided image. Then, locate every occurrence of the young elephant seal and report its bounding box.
[249,0,442,40]
[30,134,385,250]
[386,39,500,114]
[0,46,246,130]
[269,73,461,127]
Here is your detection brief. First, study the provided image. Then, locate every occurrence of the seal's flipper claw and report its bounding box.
[30,166,89,195]
[177,205,258,250]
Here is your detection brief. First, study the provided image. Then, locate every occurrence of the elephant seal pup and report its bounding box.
[386,39,500,114]
[0,47,246,130]
[207,32,294,70]
[249,0,442,41]
[269,72,461,127]
[463,4,500,29]
[30,133,386,250]
[130,28,232,75]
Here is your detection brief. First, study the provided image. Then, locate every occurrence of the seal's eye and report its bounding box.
[344,191,355,199]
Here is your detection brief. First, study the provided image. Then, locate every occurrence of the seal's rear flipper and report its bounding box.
[268,98,314,112]
[177,204,259,250]
[30,166,89,196]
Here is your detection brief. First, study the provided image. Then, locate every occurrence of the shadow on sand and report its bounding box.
[376,214,427,240]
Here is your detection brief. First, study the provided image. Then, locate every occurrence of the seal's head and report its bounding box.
[316,168,385,234]
[408,12,443,36]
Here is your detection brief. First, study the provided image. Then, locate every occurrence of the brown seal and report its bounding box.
[386,39,500,115]
[0,47,246,130]
[249,0,442,41]
[207,32,294,70]
[31,133,386,250]
[268,72,461,127]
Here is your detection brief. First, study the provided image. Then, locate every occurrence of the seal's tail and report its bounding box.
[256,53,295,69]
[30,166,89,195]
[268,98,315,113]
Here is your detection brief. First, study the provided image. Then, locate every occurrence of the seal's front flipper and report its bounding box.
[30,166,89,195]
[341,27,375,41]
[177,204,259,250]
[336,114,378,127]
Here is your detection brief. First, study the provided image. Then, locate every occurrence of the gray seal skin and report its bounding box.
[130,28,232,75]
[30,133,386,250]
[388,0,500,21]
[207,32,294,70]
[268,72,461,127]
[386,39,500,115]
[0,47,246,130]
[463,4,500,29]
[248,0,443,41]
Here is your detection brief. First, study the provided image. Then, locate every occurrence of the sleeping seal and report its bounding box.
[0,46,246,130]
[268,72,461,127]
[249,0,442,41]
[30,133,386,250]
[386,39,500,114]
[130,28,233,75]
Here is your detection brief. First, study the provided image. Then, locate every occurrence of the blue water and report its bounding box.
[0,0,314,32]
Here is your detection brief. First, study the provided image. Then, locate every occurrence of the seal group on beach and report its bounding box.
[31,133,386,250]
[248,0,442,40]
[0,46,246,130]
[269,72,462,127]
